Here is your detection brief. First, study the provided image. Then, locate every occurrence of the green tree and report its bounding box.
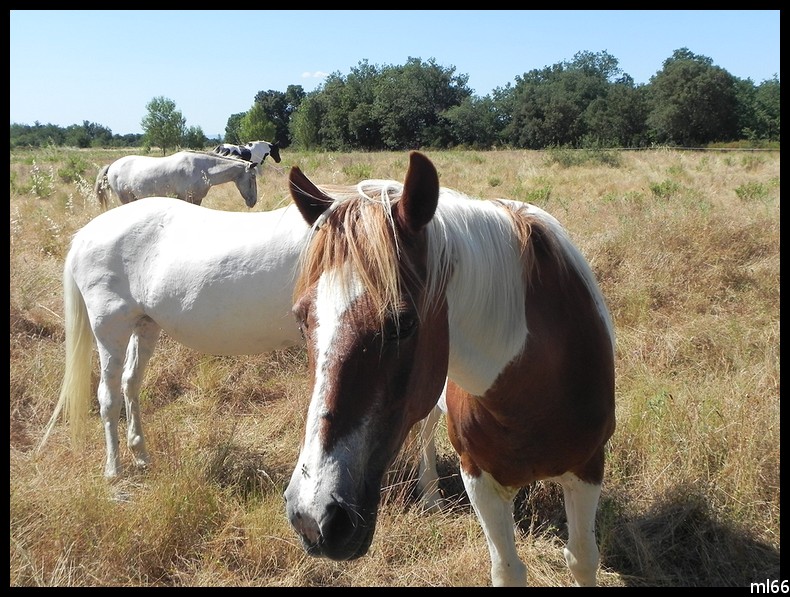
[223,113,245,144]
[288,93,324,150]
[372,57,472,149]
[62,120,113,148]
[312,62,383,150]
[253,85,305,147]
[63,123,91,148]
[140,96,186,155]
[582,76,650,147]
[646,48,739,146]
[503,51,624,149]
[444,96,501,149]
[317,71,358,150]
[183,125,207,149]
[239,102,276,143]
[753,76,780,141]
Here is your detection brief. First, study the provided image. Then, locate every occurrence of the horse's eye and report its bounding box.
[385,314,417,343]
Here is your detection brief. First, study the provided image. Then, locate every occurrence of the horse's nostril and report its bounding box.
[322,502,355,545]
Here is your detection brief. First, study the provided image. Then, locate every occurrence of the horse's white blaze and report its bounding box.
[289,267,370,515]
[287,415,373,544]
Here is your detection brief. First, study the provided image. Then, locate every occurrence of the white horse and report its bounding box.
[39,196,443,506]
[212,140,281,165]
[94,150,258,210]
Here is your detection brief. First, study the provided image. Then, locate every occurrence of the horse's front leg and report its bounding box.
[416,404,442,510]
[460,466,526,586]
[416,383,449,511]
[556,471,603,587]
[122,320,161,469]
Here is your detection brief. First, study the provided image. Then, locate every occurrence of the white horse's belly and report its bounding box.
[143,266,302,355]
[160,304,302,355]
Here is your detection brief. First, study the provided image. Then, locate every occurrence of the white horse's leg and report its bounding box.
[556,472,602,587]
[461,467,526,586]
[122,319,161,469]
[417,382,448,510]
[416,403,442,511]
[94,339,129,479]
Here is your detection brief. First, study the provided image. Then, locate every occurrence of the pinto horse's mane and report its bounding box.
[295,180,587,351]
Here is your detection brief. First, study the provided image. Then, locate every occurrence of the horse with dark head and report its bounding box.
[212,140,281,165]
[283,151,616,586]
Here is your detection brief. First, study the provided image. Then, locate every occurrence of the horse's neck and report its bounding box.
[432,199,530,395]
[206,158,243,181]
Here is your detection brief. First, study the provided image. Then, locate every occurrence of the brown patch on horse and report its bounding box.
[445,214,615,488]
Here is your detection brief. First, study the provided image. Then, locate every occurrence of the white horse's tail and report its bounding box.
[38,258,94,451]
[94,164,111,211]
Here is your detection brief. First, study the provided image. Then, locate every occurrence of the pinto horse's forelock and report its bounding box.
[291,153,441,330]
[295,188,434,332]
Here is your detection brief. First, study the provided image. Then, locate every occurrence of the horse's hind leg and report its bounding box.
[122,317,161,469]
[461,467,526,586]
[556,471,603,586]
[94,333,131,479]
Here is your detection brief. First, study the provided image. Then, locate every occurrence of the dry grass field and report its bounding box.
[10,146,780,586]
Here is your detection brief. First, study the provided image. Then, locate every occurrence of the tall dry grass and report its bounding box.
[10,146,779,586]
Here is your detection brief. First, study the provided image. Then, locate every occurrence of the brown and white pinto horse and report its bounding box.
[283,152,616,586]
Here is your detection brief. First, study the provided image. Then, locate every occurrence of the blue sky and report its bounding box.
[10,10,780,137]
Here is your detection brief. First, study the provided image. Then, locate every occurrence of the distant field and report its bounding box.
[10,147,780,586]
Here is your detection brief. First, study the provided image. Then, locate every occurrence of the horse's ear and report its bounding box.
[395,151,440,234]
[289,166,334,226]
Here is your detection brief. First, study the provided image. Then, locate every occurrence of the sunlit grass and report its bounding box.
[10,147,779,586]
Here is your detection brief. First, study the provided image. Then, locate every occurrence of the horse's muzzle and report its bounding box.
[284,492,377,561]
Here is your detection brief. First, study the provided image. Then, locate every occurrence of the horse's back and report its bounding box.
[71,197,302,257]
[106,153,204,203]
[68,198,309,354]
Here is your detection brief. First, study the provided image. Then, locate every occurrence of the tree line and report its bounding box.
[9,48,780,152]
